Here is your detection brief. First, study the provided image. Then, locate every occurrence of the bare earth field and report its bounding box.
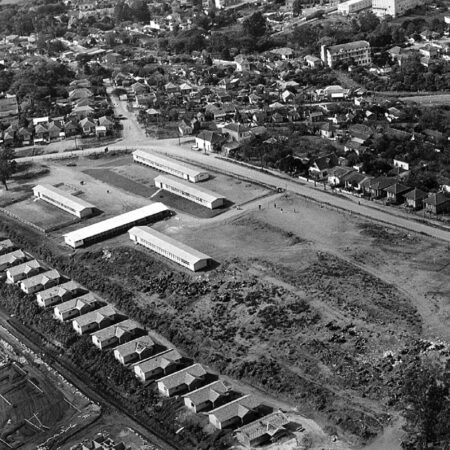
[3,158,450,449]
[4,197,77,231]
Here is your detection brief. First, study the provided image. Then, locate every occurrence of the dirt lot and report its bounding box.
[5,197,77,231]
[80,154,271,205]
[4,160,450,448]
[60,414,159,450]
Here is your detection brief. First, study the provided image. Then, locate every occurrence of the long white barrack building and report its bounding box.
[133,149,209,183]
[154,175,225,209]
[129,226,210,272]
[33,184,95,218]
[64,203,170,248]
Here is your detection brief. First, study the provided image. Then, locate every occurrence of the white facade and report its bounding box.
[113,335,156,365]
[91,319,141,350]
[54,293,99,321]
[321,41,371,68]
[133,150,209,183]
[33,184,95,219]
[36,280,81,307]
[72,305,117,335]
[372,0,422,17]
[129,226,210,272]
[20,269,61,295]
[6,259,42,283]
[338,0,372,15]
[63,203,169,248]
[154,175,225,210]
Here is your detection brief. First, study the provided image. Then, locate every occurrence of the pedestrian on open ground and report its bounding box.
[274,203,276,208]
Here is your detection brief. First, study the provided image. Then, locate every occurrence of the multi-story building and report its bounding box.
[372,0,422,17]
[338,0,372,15]
[321,41,371,68]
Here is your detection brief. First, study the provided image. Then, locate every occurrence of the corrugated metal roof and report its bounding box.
[64,203,169,244]
[129,225,210,265]
[34,184,95,212]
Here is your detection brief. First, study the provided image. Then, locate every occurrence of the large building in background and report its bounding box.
[338,0,372,15]
[372,0,422,17]
[321,41,371,68]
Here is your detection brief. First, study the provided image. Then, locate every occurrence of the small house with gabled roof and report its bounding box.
[157,363,207,397]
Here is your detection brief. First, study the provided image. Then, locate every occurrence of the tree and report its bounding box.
[401,358,450,448]
[0,148,16,191]
[292,0,303,17]
[242,11,267,38]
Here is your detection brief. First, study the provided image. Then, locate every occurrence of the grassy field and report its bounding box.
[400,94,450,106]
[83,168,157,197]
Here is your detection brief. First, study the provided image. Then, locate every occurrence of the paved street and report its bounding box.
[15,99,450,244]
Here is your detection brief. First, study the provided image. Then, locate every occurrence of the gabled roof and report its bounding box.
[158,363,207,390]
[424,192,450,206]
[196,130,226,144]
[0,239,14,252]
[37,280,80,300]
[134,349,182,374]
[183,380,229,406]
[369,176,397,190]
[236,411,289,441]
[34,184,95,212]
[7,259,41,277]
[20,269,60,290]
[223,123,250,134]
[384,183,411,195]
[74,305,117,327]
[92,319,141,343]
[55,292,98,314]
[114,335,155,358]
[0,250,26,266]
[208,395,260,424]
[403,188,428,201]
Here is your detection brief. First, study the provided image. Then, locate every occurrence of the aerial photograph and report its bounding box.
[0,0,450,448]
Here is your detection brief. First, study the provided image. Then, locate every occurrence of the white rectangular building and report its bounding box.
[133,150,209,183]
[33,184,95,219]
[154,175,225,210]
[63,203,169,248]
[129,226,210,272]
[321,41,371,68]
[372,0,423,17]
[338,0,372,14]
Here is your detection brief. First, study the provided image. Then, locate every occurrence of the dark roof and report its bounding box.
[369,177,397,190]
[384,183,411,195]
[404,188,428,201]
[424,192,450,206]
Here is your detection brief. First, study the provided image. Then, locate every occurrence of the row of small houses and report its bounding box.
[0,238,291,448]
[0,115,116,147]
[313,163,450,214]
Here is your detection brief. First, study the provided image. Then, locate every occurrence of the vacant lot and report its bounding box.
[82,154,271,206]
[5,197,77,231]
[0,361,72,448]
[83,168,157,197]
